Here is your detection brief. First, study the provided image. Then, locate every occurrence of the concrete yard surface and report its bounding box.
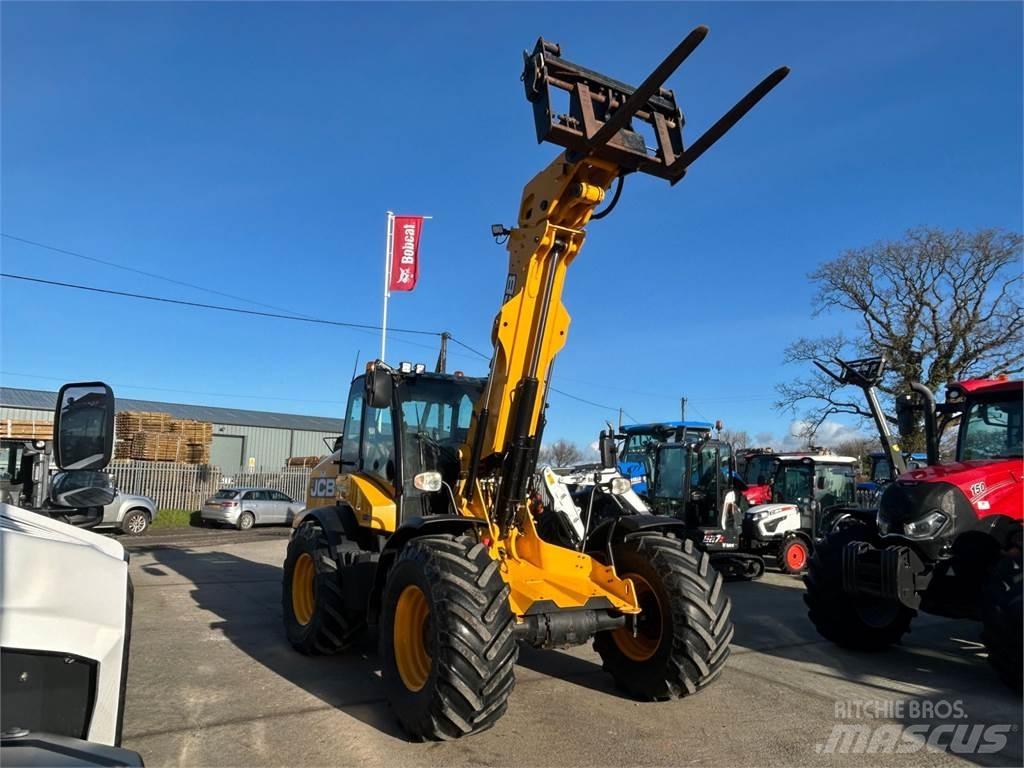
[124,538,1022,767]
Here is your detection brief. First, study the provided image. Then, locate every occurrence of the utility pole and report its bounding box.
[618,407,623,432]
[435,332,450,373]
[680,396,687,422]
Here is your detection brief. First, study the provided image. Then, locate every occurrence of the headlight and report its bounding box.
[903,511,948,539]
[608,477,631,496]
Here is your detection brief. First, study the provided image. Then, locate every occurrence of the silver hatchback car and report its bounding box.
[201,487,302,530]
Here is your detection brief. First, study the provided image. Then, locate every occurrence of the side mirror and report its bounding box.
[816,476,826,490]
[599,429,617,469]
[895,394,917,439]
[365,366,393,409]
[53,382,114,471]
[50,469,117,510]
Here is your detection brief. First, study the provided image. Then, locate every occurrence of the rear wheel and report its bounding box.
[379,534,517,740]
[121,509,149,536]
[804,523,913,649]
[594,533,733,699]
[282,521,364,654]
[779,536,809,574]
[981,555,1022,692]
[237,511,255,531]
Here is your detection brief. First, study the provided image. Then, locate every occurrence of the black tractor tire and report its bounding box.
[593,533,734,700]
[237,511,255,531]
[379,534,517,741]
[779,536,810,575]
[804,523,914,650]
[981,555,1022,693]
[282,521,365,655]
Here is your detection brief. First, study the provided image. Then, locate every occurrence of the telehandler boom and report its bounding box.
[284,28,788,740]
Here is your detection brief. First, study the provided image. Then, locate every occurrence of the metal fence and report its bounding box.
[107,460,313,511]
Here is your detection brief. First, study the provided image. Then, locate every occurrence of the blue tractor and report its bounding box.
[618,421,714,494]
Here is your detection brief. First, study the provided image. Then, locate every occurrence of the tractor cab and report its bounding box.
[769,455,858,526]
[650,439,735,532]
[618,420,713,494]
[321,364,486,526]
[648,438,764,579]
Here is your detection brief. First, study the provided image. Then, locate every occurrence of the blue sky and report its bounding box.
[2,2,1022,450]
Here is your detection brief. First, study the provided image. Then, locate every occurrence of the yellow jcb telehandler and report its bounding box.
[283,27,788,740]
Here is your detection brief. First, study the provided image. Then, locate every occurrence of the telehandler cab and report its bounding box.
[283,29,788,740]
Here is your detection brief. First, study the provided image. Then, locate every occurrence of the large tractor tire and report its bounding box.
[593,533,734,699]
[282,521,365,655]
[379,534,517,740]
[981,555,1022,692]
[804,523,914,650]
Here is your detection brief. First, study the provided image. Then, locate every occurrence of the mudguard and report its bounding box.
[367,515,489,622]
[586,513,688,555]
[296,503,374,551]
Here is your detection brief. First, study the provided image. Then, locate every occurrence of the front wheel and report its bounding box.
[282,521,364,654]
[379,534,517,740]
[804,523,914,649]
[981,555,1022,692]
[779,536,810,574]
[121,509,149,536]
[594,533,734,699]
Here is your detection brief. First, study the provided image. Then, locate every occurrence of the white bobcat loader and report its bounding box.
[0,383,142,767]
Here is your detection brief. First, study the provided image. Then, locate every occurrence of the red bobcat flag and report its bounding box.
[388,215,424,292]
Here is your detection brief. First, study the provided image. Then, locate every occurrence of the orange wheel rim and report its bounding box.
[786,542,807,570]
[612,573,663,662]
[394,585,432,691]
[292,553,315,626]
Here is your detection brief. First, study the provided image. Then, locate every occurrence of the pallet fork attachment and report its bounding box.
[523,27,789,183]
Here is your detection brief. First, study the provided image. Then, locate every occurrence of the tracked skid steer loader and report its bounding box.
[283,28,789,739]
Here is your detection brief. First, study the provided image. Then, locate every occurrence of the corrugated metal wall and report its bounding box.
[0,406,337,470]
[1,406,53,423]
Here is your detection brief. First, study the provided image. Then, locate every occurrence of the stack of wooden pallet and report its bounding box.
[128,431,181,462]
[287,455,323,467]
[114,411,213,464]
[2,419,54,440]
[116,411,172,434]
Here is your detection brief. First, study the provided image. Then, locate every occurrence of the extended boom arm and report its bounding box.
[462,29,789,537]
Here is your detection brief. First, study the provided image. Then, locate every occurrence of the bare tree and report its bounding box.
[776,227,1023,447]
[719,429,750,450]
[538,439,584,468]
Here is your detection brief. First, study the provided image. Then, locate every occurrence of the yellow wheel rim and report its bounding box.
[612,573,663,662]
[291,553,315,626]
[394,584,431,692]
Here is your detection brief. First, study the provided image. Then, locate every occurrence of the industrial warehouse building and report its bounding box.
[0,387,343,470]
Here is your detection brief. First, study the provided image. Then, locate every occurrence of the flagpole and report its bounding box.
[380,210,394,363]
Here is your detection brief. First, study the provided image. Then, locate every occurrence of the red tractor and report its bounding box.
[736,447,774,506]
[804,371,1022,690]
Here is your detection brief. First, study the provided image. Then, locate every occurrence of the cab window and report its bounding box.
[362,405,396,486]
[340,390,363,467]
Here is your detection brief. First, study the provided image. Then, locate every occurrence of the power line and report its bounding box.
[1,272,442,336]
[1,232,322,321]
[548,387,618,412]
